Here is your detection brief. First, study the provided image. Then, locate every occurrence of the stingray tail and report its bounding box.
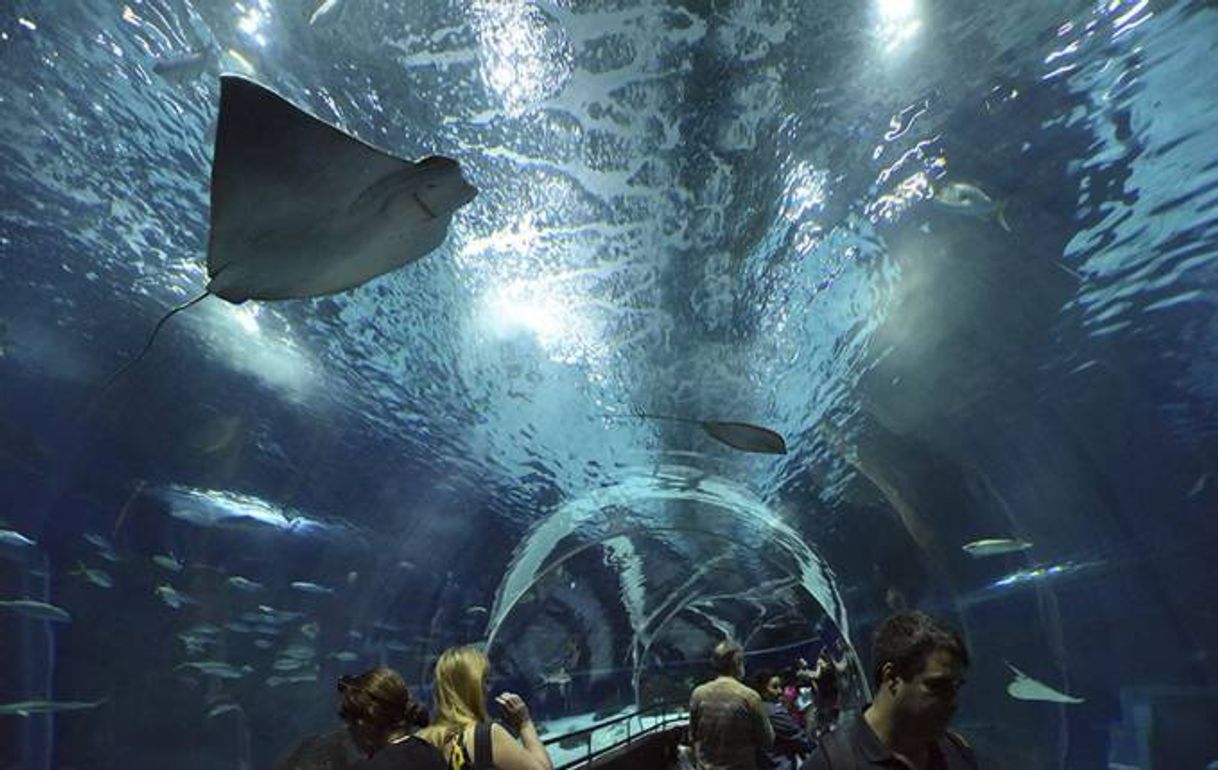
[94,291,211,397]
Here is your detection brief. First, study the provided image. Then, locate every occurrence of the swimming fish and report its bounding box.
[1006,663,1084,704]
[74,563,113,589]
[253,639,273,649]
[266,673,318,687]
[97,549,122,563]
[330,650,359,663]
[617,412,788,455]
[273,657,311,672]
[281,642,316,660]
[290,581,334,596]
[151,47,214,84]
[961,538,1033,558]
[207,702,242,719]
[931,180,1011,232]
[0,529,36,549]
[178,632,217,655]
[82,532,113,550]
[308,0,345,26]
[540,669,572,687]
[178,661,253,680]
[156,584,196,609]
[96,75,478,390]
[226,575,264,592]
[0,699,105,716]
[465,605,488,615]
[152,553,184,572]
[0,599,72,623]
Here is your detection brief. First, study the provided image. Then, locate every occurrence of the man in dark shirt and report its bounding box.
[800,612,977,770]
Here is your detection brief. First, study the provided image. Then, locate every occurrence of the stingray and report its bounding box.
[613,411,788,455]
[100,75,478,391]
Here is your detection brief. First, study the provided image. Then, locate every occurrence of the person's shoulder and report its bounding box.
[942,729,978,768]
[360,738,447,770]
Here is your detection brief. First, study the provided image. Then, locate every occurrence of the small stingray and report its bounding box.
[614,411,787,455]
[99,75,478,392]
[1006,662,1084,704]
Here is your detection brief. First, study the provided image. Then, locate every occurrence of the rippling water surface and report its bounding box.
[2,0,1217,767]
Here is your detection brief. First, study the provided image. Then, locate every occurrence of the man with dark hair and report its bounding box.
[689,640,775,770]
[799,612,977,770]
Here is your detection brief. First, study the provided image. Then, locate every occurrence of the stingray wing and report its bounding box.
[206,76,459,302]
[699,421,788,455]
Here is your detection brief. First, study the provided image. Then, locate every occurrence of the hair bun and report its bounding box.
[403,700,429,728]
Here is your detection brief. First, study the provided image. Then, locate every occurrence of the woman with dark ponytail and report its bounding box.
[338,667,448,770]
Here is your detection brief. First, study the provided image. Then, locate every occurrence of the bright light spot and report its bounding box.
[481,281,568,343]
[230,304,261,335]
[782,162,829,223]
[223,49,257,75]
[865,171,933,223]
[471,0,572,116]
[18,17,37,31]
[460,212,541,260]
[878,0,916,20]
[875,0,921,54]
[235,0,271,47]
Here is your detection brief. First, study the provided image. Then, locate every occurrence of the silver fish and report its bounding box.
[0,599,72,623]
[152,554,184,572]
[308,0,344,26]
[156,584,196,609]
[75,564,113,589]
[151,48,213,84]
[226,576,264,592]
[266,673,318,687]
[961,538,1033,558]
[207,702,241,719]
[290,581,334,596]
[931,181,1011,232]
[0,699,104,716]
[178,661,253,680]
[0,529,36,549]
[82,532,113,550]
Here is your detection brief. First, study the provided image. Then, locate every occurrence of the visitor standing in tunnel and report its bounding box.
[333,667,447,770]
[799,612,977,770]
[418,646,553,770]
[752,668,813,770]
[688,640,775,770]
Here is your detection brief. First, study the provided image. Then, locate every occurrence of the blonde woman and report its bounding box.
[419,646,553,770]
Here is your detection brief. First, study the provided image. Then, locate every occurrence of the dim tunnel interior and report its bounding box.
[2,0,1218,769]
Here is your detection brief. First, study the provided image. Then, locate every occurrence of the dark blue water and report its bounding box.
[2,0,1217,768]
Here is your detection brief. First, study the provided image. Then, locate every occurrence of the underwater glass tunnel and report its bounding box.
[2,0,1217,767]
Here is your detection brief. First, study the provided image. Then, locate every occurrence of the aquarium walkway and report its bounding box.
[542,702,689,770]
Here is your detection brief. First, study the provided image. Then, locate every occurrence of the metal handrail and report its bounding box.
[541,700,689,770]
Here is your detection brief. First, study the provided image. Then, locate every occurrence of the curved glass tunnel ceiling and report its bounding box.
[2,0,1218,767]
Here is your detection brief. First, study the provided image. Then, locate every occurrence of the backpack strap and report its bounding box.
[472,722,493,770]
